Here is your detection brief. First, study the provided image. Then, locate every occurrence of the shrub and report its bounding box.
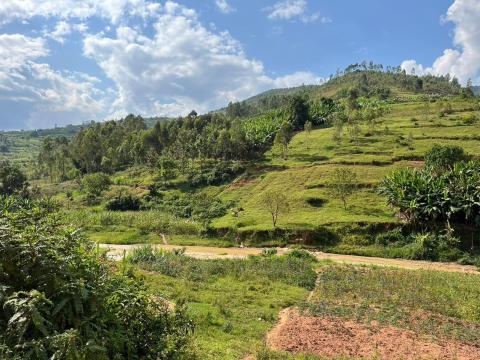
[0,197,193,359]
[285,249,318,262]
[425,144,469,172]
[0,161,28,196]
[81,172,111,198]
[375,228,406,246]
[186,160,244,188]
[106,193,142,211]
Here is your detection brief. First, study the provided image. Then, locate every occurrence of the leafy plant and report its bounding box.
[0,196,193,359]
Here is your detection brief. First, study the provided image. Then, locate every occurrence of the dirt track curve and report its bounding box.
[99,243,478,274]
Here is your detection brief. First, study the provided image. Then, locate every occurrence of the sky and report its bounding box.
[0,0,479,130]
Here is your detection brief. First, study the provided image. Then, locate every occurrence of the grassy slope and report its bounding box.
[213,99,480,232]
[133,253,317,360]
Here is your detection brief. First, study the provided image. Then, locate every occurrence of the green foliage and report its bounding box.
[105,192,141,211]
[0,197,193,359]
[186,160,244,188]
[0,161,28,195]
[286,95,310,130]
[129,246,317,290]
[243,110,286,151]
[274,122,294,159]
[156,156,177,184]
[424,144,469,172]
[81,173,111,198]
[147,191,233,226]
[379,160,480,227]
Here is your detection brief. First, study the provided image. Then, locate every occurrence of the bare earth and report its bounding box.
[99,243,478,273]
[267,308,480,360]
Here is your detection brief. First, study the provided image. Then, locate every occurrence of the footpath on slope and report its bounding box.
[99,243,478,274]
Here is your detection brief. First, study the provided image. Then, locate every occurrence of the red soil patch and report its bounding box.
[227,178,256,190]
[267,308,480,360]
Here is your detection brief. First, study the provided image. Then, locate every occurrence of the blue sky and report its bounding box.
[0,0,478,130]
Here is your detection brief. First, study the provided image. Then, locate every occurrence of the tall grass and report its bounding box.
[64,209,202,235]
[129,246,317,290]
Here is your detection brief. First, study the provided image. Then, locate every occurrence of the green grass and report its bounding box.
[213,98,480,233]
[132,249,317,359]
[306,264,480,344]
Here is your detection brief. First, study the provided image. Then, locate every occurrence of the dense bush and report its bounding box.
[378,160,480,227]
[0,196,193,359]
[81,173,111,198]
[106,193,142,211]
[0,161,28,196]
[424,144,469,172]
[186,160,244,188]
[375,228,406,246]
[147,190,233,226]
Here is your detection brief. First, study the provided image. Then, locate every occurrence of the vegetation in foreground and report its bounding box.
[129,246,317,359]
[0,197,193,360]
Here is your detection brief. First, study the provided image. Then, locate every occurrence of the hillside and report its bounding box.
[238,69,462,112]
[3,69,480,360]
[3,70,479,252]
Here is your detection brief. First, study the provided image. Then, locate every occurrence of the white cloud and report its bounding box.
[0,33,105,128]
[0,1,324,127]
[401,0,480,84]
[0,34,48,70]
[83,2,322,118]
[46,21,71,43]
[266,0,330,24]
[215,0,235,14]
[0,0,159,25]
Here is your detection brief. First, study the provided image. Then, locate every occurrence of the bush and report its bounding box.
[285,249,318,262]
[106,193,142,211]
[0,197,193,359]
[0,161,28,195]
[81,172,111,198]
[186,160,244,188]
[375,228,406,246]
[425,144,469,172]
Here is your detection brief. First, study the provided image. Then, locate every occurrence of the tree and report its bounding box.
[328,168,357,210]
[0,161,28,195]
[260,190,290,228]
[274,121,293,159]
[157,156,178,184]
[81,172,111,198]
[287,95,309,130]
[304,121,312,149]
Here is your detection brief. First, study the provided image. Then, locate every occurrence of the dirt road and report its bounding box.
[99,243,478,274]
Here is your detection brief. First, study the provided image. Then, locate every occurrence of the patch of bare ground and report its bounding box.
[267,308,480,360]
[227,178,256,190]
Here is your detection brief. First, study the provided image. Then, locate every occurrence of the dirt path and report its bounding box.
[99,244,478,274]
